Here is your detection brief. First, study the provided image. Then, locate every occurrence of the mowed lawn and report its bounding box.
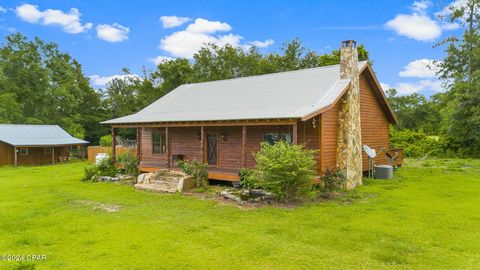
[1,160,480,269]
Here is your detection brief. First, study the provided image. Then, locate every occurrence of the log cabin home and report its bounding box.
[103,40,400,188]
[0,124,88,166]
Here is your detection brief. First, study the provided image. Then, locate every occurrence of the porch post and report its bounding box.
[241,126,247,168]
[200,126,205,163]
[319,115,324,174]
[165,127,170,169]
[52,147,55,164]
[292,121,298,145]
[14,146,17,167]
[81,145,85,160]
[136,128,141,160]
[111,127,116,163]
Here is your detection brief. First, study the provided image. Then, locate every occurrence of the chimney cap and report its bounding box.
[341,40,357,48]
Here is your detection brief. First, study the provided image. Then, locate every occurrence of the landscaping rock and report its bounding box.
[135,170,195,193]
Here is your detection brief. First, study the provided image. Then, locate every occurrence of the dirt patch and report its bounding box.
[74,200,121,213]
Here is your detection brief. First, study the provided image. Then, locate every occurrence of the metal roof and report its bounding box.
[103,61,369,124]
[0,124,89,146]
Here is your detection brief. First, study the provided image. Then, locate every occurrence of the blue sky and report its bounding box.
[0,0,464,96]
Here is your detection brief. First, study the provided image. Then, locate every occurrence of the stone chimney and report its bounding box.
[336,40,363,189]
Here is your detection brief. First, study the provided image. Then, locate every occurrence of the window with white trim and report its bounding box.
[19,148,28,155]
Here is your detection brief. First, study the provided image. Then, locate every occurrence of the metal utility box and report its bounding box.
[374,165,393,179]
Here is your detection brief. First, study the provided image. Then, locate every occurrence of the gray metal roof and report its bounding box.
[0,124,89,146]
[103,61,369,124]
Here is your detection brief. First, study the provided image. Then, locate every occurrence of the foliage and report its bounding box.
[433,0,480,157]
[99,134,113,147]
[320,168,347,192]
[118,152,139,176]
[385,89,443,135]
[82,165,99,182]
[253,141,316,202]
[96,155,117,177]
[239,168,258,189]
[0,33,108,143]
[177,160,208,188]
[389,128,447,158]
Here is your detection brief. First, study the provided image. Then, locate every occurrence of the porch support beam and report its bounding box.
[112,127,116,163]
[165,127,170,169]
[81,145,85,160]
[14,146,17,167]
[241,126,247,168]
[136,128,141,160]
[200,126,205,163]
[52,147,55,164]
[292,121,298,145]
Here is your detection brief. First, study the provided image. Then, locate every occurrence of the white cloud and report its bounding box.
[249,39,274,48]
[15,4,92,34]
[158,18,273,59]
[148,55,175,65]
[381,79,444,95]
[0,6,7,13]
[160,16,191,28]
[89,74,138,86]
[385,0,458,42]
[96,23,129,42]
[399,59,441,78]
[186,18,231,33]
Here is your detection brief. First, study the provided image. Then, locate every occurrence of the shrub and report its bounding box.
[253,141,316,202]
[99,134,112,147]
[118,152,139,176]
[177,160,208,188]
[390,128,446,158]
[82,165,99,181]
[239,168,258,189]
[96,154,117,177]
[320,168,346,192]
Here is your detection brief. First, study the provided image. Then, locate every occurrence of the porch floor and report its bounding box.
[138,161,240,182]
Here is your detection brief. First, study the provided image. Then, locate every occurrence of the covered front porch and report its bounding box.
[111,118,319,182]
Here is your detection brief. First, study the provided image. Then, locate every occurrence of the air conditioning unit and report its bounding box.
[374,165,393,179]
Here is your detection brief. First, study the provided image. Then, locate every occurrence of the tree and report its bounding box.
[436,0,480,156]
[0,33,106,142]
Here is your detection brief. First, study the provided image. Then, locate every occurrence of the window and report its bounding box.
[152,128,167,154]
[264,132,292,145]
[19,148,28,155]
[44,147,52,154]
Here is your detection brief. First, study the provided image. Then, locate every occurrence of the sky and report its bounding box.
[0,0,465,96]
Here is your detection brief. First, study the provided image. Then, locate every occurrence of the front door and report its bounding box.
[207,133,218,166]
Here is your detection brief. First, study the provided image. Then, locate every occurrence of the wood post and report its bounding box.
[241,126,247,168]
[200,126,205,163]
[14,146,17,167]
[319,115,324,174]
[52,147,55,164]
[136,128,141,160]
[111,127,116,163]
[165,127,170,169]
[81,145,85,160]
[292,121,298,145]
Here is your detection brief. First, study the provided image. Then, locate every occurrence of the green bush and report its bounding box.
[82,165,99,181]
[390,128,446,158]
[239,168,258,189]
[253,141,316,202]
[320,168,346,192]
[96,155,117,177]
[177,160,208,188]
[118,152,139,176]
[99,134,112,147]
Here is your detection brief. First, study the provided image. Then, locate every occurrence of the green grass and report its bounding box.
[1,159,480,269]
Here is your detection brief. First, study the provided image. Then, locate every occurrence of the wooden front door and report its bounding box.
[207,133,218,166]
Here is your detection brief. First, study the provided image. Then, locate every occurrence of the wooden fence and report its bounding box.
[87,146,137,163]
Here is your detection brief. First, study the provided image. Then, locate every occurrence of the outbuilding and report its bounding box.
[0,124,88,166]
